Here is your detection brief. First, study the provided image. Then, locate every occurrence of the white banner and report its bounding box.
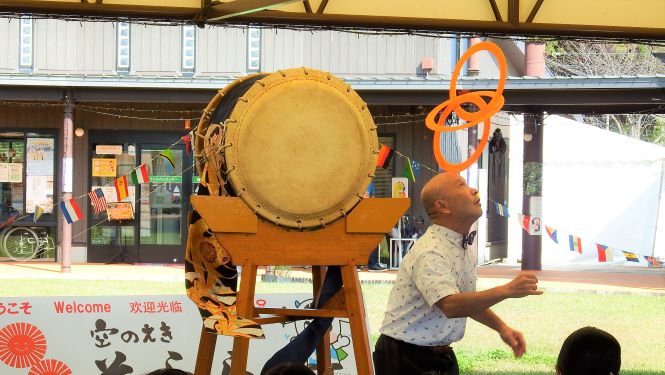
[0,294,363,375]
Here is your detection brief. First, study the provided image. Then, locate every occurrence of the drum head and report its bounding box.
[224,68,378,229]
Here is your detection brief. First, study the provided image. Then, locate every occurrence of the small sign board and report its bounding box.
[107,202,134,221]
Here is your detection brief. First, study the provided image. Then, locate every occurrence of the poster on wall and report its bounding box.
[529,196,542,235]
[26,138,54,176]
[107,202,134,221]
[8,163,22,183]
[0,163,8,182]
[0,294,364,375]
[96,145,123,155]
[92,158,117,177]
[25,176,54,213]
[391,177,409,198]
[140,184,152,237]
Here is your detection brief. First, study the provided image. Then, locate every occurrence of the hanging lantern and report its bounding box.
[184,112,191,130]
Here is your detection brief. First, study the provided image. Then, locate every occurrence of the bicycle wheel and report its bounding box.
[2,227,39,261]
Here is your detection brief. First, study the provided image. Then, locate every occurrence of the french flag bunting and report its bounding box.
[60,199,83,224]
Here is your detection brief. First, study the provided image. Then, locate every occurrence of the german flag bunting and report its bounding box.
[377,144,394,169]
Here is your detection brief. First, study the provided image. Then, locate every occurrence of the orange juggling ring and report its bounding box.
[425,41,506,173]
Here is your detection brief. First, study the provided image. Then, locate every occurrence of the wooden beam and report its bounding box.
[302,0,312,13]
[488,0,502,22]
[526,0,545,23]
[508,0,519,26]
[3,0,664,40]
[213,11,665,41]
[316,0,329,14]
[206,0,300,22]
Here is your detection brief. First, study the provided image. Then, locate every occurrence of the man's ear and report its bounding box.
[435,199,450,214]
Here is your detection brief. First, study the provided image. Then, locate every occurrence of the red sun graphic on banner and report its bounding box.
[28,359,73,375]
[0,323,47,368]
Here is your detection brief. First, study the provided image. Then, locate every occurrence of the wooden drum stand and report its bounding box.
[190,195,410,375]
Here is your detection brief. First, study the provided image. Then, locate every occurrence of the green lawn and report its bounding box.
[2,279,664,374]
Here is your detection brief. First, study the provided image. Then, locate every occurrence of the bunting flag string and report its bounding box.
[568,235,583,254]
[622,251,640,263]
[114,175,129,201]
[181,133,192,155]
[545,225,558,244]
[644,256,661,267]
[486,198,661,267]
[376,144,394,169]
[88,188,108,215]
[0,123,206,264]
[2,124,200,234]
[402,157,415,181]
[60,199,83,225]
[32,206,44,223]
[4,124,662,268]
[495,202,509,217]
[518,214,530,232]
[0,212,20,229]
[159,149,176,169]
[596,244,610,262]
[130,164,150,185]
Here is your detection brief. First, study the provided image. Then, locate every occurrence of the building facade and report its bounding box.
[0,18,516,263]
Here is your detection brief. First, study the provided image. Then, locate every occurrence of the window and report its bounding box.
[450,37,469,75]
[116,22,130,71]
[0,133,56,219]
[89,143,136,246]
[182,25,196,72]
[247,27,261,72]
[19,18,33,69]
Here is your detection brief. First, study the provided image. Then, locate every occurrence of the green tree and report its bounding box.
[546,41,665,144]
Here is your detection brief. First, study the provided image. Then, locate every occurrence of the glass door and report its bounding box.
[88,131,191,264]
[88,142,138,263]
[137,145,187,262]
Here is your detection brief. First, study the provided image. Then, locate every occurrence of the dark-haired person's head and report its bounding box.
[264,362,315,375]
[145,369,189,375]
[556,326,621,375]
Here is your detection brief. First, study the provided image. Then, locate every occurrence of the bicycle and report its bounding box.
[0,226,54,261]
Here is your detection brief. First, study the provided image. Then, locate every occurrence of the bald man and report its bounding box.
[373,173,543,375]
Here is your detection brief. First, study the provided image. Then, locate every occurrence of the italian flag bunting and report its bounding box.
[130,164,150,185]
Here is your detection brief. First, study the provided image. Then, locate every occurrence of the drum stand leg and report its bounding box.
[230,263,257,375]
[194,325,216,375]
[313,266,333,375]
[341,262,374,375]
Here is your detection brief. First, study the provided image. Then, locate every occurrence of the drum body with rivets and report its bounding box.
[195,67,378,229]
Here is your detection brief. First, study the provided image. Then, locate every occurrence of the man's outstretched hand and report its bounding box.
[501,273,544,298]
[499,327,527,358]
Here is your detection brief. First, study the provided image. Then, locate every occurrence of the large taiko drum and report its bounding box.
[195,67,378,229]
